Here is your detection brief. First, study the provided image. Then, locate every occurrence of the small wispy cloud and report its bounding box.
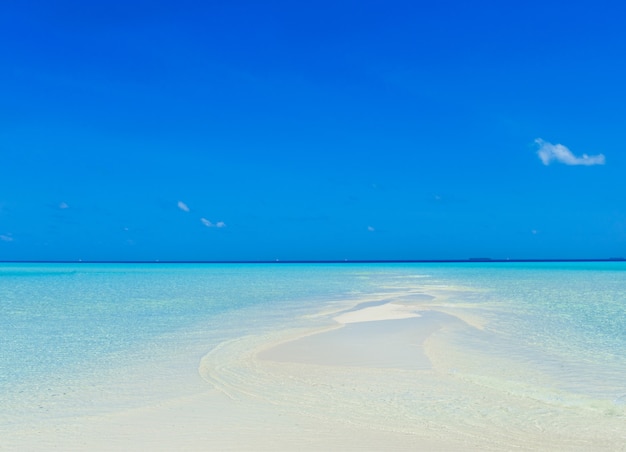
[535,138,605,166]
[367,226,375,232]
[59,202,69,209]
[177,201,190,212]
[0,233,14,242]
[201,218,226,228]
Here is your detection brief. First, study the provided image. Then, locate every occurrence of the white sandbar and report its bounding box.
[332,302,422,324]
[4,298,626,451]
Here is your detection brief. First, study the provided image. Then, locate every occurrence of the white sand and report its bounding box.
[332,302,422,324]
[4,299,626,451]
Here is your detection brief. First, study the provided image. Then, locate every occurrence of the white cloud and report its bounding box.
[59,202,69,209]
[177,201,190,212]
[367,226,375,232]
[0,234,13,242]
[535,138,605,166]
[201,218,226,228]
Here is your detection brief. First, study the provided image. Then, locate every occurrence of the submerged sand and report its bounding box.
[4,291,626,451]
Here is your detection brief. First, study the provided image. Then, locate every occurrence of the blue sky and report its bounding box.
[1,0,625,261]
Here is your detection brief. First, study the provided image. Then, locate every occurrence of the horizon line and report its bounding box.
[0,258,625,264]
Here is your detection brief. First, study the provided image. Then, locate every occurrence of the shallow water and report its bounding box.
[1,262,625,448]
[0,263,370,423]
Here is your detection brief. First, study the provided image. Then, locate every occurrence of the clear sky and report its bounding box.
[1,0,625,261]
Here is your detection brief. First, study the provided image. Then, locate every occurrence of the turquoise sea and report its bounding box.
[1,262,626,446]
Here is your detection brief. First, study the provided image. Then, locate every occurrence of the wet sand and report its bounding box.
[4,298,626,451]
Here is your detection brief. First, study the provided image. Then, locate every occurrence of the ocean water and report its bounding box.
[0,263,371,422]
[1,262,626,446]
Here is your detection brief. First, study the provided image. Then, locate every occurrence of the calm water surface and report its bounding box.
[2,262,625,423]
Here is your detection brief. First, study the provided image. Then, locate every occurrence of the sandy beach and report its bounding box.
[4,290,626,451]
[3,299,469,450]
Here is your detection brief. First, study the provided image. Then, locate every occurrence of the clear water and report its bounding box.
[409,262,626,404]
[1,262,626,438]
[1,263,360,385]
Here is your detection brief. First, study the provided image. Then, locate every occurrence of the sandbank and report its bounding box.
[258,309,448,370]
[4,296,626,451]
